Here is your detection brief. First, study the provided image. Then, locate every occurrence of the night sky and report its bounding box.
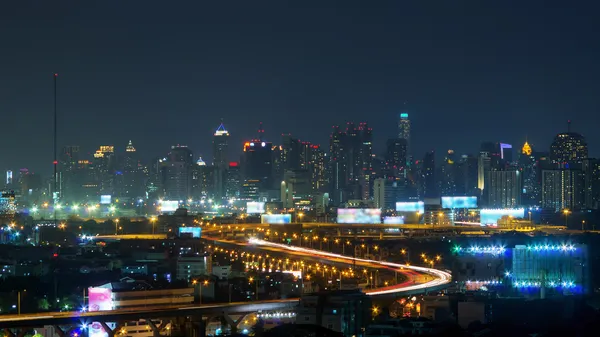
[1,1,599,174]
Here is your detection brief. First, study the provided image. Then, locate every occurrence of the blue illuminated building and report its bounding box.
[452,242,589,297]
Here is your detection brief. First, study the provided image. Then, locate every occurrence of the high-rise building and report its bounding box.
[421,150,437,198]
[212,123,230,201]
[5,170,13,187]
[327,123,373,203]
[486,170,522,208]
[440,149,457,196]
[519,141,541,206]
[398,112,410,161]
[373,177,405,210]
[164,145,194,201]
[346,122,373,200]
[120,140,146,200]
[93,145,116,195]
[329,126,348,205]
[212,123,229,167]
[582,158,600,210]
[550,129,588,166]
[225,162,241,198]
[541,169,585,212]
[384,138,407,179]
[241,140,273,196]
[455,154,479,196]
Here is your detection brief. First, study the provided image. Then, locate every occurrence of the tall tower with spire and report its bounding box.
[213,122,230,168]
[398,103,411,166]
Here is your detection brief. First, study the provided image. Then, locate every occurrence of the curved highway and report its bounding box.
[206,236,452,296]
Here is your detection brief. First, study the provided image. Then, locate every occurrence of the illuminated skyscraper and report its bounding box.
[5,170,12,187]
[398,112,410,157]
[385,138,407,179]
[93,145,116,195]
[440,149,457,196]
[550,131,588,166]
[120,140,145,199]
[212,123,230,200]
[241,140,273,196]
[421,150,437,198]
[541,168,585,211]
[582,158,600,210]
[346,122,373,200]
[329,126,348,204]
[486,169,522,208]
[519,141,541,206]
[212,123,229,168]
[164,145,194,200]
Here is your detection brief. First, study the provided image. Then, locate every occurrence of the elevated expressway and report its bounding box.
[0,300,298,331]
[204,236,452,297]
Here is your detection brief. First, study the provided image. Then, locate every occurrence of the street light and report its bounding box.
[115,218,120,235]
[150,217,157,234]
[563,209,570,227]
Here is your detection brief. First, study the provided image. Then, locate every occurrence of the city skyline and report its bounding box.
[2,1,600,173]
[0,115,591,175]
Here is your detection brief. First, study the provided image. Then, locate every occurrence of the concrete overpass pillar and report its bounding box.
[99,322,122,337]
[3,328,26,337]
[53,326,79,337]
[146,319,169,337]
[222,313,244,333]
[189,316,206,337]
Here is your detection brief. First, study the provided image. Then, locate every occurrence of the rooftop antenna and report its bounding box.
[567,120,571,133]
[53,73,58,225]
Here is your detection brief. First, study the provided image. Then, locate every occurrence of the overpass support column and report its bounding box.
[146,318,169,337]
[190,315,206,337]
[3,328,27,337]
[222,313,244,333]
[53,326,72,337]
[99,322,122,337]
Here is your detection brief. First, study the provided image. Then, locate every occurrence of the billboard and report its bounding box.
[247,202,265,214]
[337,208,381,224]
[396,201,424,213]
[383,216,405,224]
[480,208,525,225]
[88,287,113,311]
[179,227,201,238]
[261,214,292,224]
[100,195,112,204]
[160,200,179,212]
[442,196,477,209]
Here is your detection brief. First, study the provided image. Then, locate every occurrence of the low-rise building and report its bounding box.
[295,290,371,336]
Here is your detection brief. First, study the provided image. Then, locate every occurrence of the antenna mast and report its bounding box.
[53,73,58,224]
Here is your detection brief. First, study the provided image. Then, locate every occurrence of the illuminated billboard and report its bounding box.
[247,202,265,214]
[480,208,525,226]
[261,214,292,224]
[160,200,179,212]
[441,196,477,209]
[396,201,424,213]
[383,216,404,224]
[100,195,112,204]
[88,287,114,337]
[179,227,201,238]
[337,208,381,224]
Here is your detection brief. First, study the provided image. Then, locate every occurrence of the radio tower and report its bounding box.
[53,73,58,225]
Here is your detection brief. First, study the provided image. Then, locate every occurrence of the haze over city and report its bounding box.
[2,0,600,173]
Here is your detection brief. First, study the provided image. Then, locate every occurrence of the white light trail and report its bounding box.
[247,238,451,295]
